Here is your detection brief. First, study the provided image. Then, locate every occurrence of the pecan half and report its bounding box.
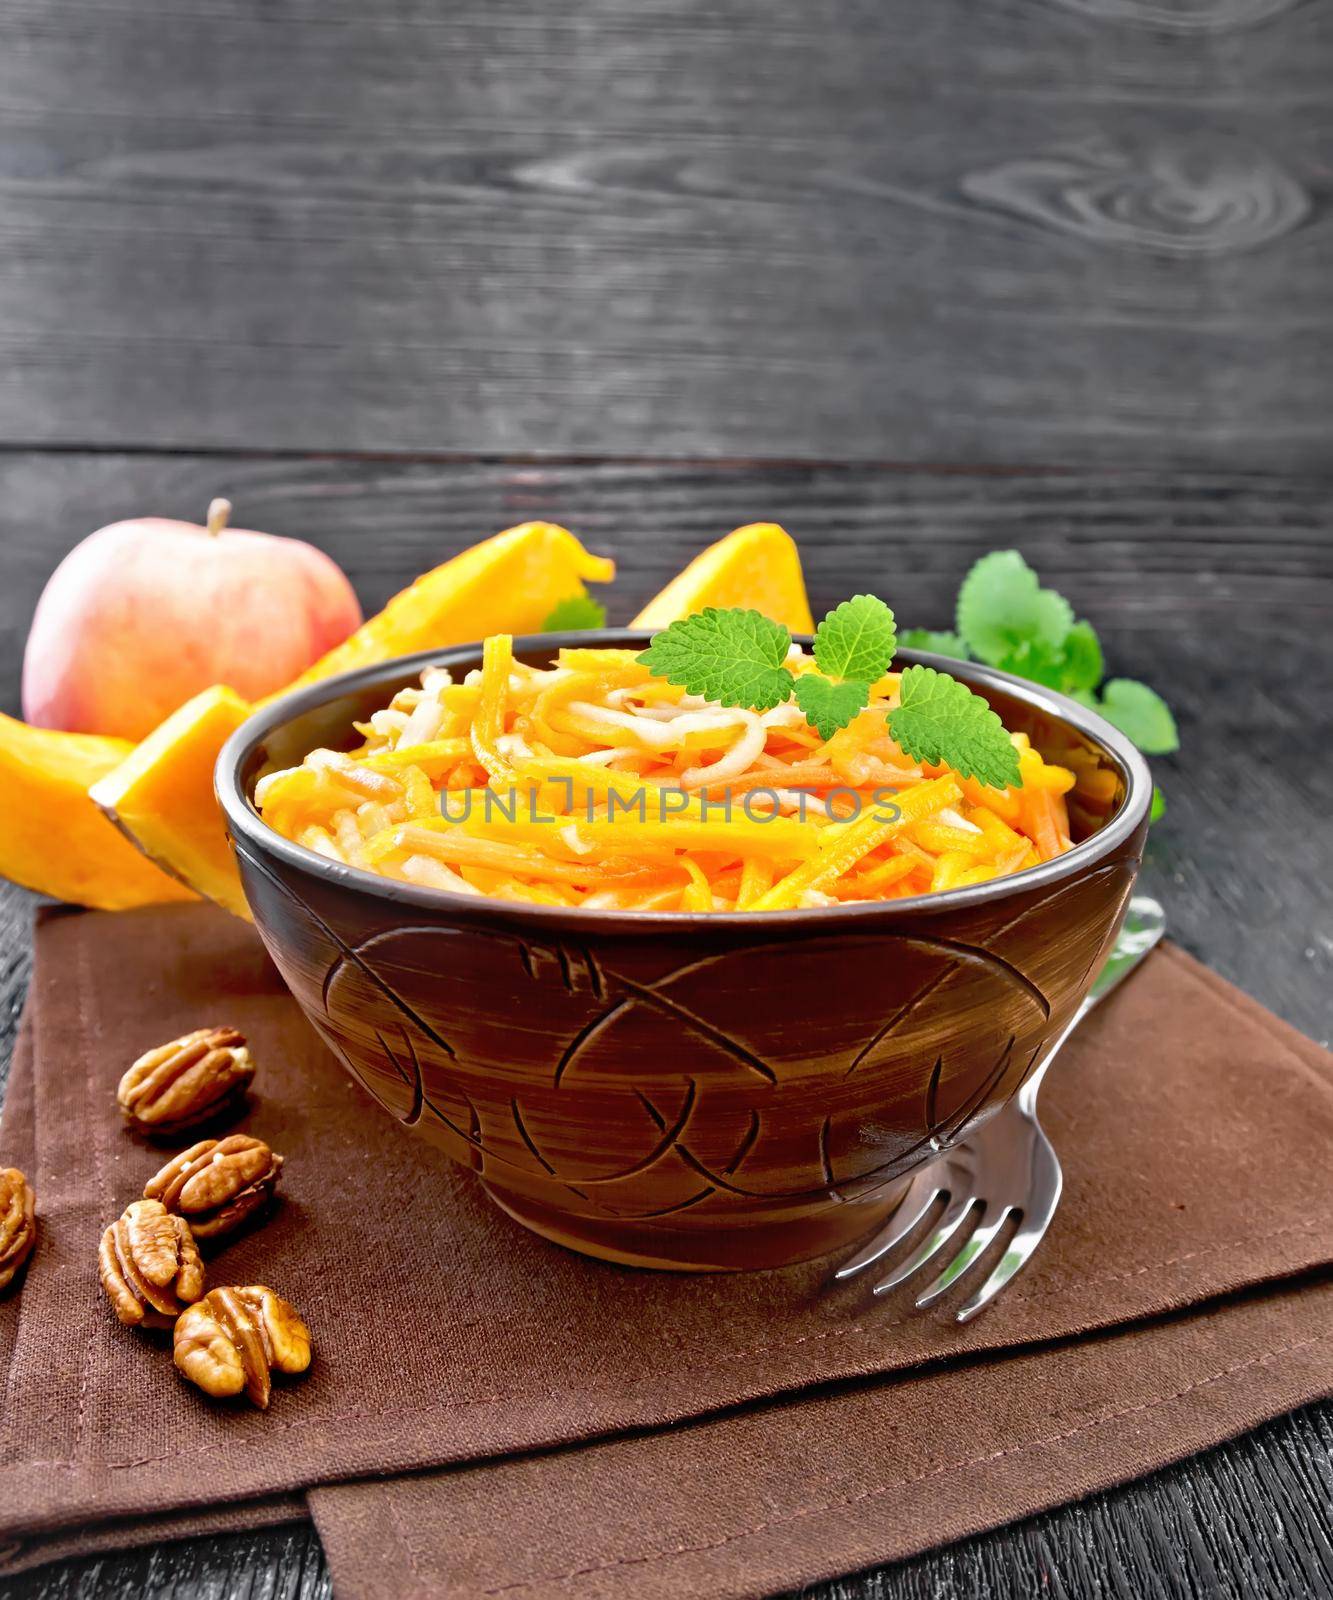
[174,1285,312,1408]
[117,1027,255,1135]
[0,1168,37,1292]
[144,1136,283,1241]
[98,1199,205,1327]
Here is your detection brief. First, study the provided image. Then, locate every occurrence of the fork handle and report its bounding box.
[1016,895,1165,1113]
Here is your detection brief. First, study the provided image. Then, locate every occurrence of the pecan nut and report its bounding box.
[143,1136,283,1240]
[98,1199,205,1327]
[174,1285,312,1408]
[0,1168,37,1292]
[117,1027,256,1135]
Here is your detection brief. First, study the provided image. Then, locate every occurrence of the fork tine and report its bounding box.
[954,1178,1061,1324]
[872,1190,977,1295]
[834,1170,943,1281]
[912,1202,1014,1309]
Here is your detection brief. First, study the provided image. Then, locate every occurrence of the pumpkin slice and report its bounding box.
[90,686,253,919]
[91,523,615,916]
[631,523,814,632]
[0,713,196,910]
[286,521,615,689]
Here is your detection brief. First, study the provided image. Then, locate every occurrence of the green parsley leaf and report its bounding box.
[1097,679,1179,754]
[638,608,795,712]
[899,628,969,659]
[956,551,1073,665]
[887,665,1023,790]
[543,593,608,632]
[793,674,869,740]
[1150,785,1166,823]
[811,594,897,683]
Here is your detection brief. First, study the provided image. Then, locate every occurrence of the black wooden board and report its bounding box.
[0,0,1331,465]
[0,455,1329,1599]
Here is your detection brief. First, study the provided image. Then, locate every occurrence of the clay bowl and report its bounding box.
[218,631,1152,1273]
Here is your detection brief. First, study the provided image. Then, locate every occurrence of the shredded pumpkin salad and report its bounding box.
[254,640,1077,911]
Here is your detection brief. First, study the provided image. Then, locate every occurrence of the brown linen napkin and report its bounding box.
[309,1280,1333,1600]
[0,1018,305,1577]
[0,904,1330,1572]
[0,1011,35,1394]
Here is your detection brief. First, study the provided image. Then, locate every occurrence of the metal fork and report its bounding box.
[836,895,1166,1322]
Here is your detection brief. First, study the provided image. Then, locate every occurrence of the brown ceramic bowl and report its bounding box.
[218,631,1152,1272]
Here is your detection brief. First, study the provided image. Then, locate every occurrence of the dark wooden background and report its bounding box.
[1,0,1332,1596]
[1,0,1331,467]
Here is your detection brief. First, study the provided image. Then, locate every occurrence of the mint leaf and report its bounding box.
[992,625,1098,695]
[543,593,607,631]
[793,675,869,740]
[887,665,1023,790]
[957,551,1073,665]
[992,638,1069,691]
[638,608,794,712]
[1059,620,1103,694]
[1097,679,1179,754]
[812,594,897,683]
[899,628,968,659]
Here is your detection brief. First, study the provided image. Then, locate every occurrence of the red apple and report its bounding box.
[22,499,362,741]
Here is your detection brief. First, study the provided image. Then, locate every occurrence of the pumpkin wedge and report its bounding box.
[287,521,615,688]
[92,523,615,915]
[90,686,253,919]
[631,523,814,632]
[0,712,196,910]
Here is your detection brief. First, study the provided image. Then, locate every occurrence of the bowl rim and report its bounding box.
[217,629,1154,930]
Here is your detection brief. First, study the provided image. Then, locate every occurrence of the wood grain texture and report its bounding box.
[0,456,1330,1596]
[0,1524,331,1600]
[0,0,1330,464]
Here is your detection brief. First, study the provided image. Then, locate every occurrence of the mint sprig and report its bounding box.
[906,548,1177,815]
[639,593,1023,788]
[793,593,897,739]
[948,552,1176,753]
[638,550,1176,811]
